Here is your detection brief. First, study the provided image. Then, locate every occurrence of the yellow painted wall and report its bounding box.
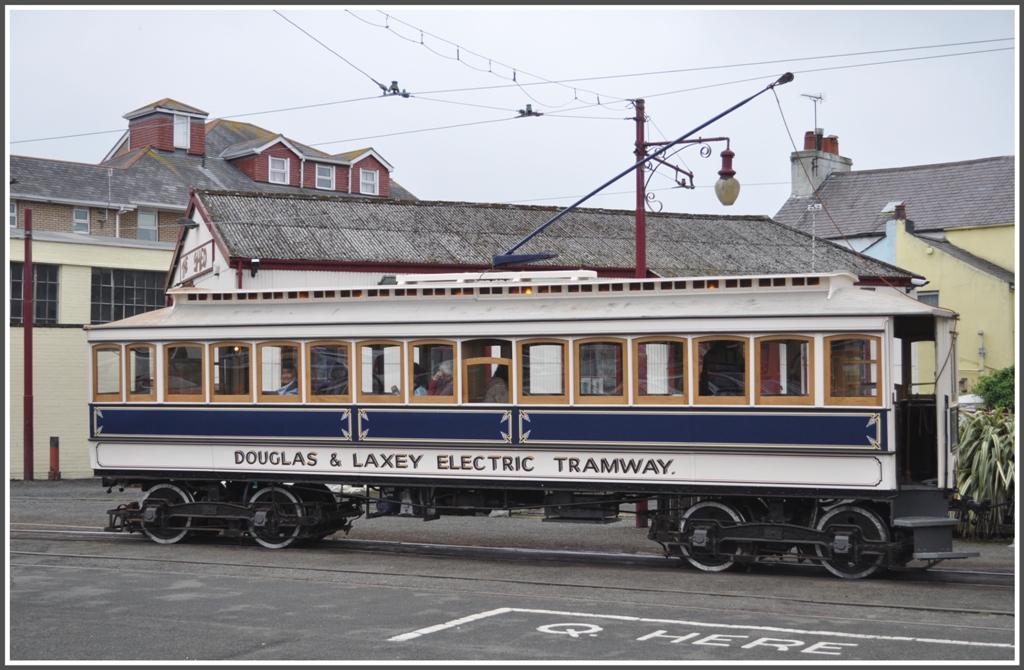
[944,224,1015,272]
[9,237,173,479]
[896,221,1016,391]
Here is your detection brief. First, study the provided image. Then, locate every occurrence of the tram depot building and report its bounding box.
[8,98,1016,480]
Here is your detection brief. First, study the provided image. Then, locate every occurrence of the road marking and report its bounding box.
[389,607,1015,648]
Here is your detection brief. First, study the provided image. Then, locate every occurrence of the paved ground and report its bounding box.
[9,478,1015,573]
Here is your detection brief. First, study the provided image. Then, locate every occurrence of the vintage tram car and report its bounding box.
[89,270,974,578]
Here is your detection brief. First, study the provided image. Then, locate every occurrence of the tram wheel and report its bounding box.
[297,484,339,542]
[250,485,304,549]
[814,504,889,579]
[680,500,743,572]
[141,483,194,545]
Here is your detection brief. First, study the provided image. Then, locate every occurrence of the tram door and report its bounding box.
[893,315,951,485]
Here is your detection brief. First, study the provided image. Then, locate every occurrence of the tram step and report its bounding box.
[893,516,958,554]
[892,516,959,528]
[912,551,981,560]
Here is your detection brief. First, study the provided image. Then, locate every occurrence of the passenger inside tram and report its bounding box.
[428,360,454,395]
[483,365,509,403]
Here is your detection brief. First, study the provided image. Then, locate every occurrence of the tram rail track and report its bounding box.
[10,524,1015,592]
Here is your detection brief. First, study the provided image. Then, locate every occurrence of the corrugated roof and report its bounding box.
[774,156,1015,238]
[196,190,917,279]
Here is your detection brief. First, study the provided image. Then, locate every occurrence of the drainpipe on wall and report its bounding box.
[236,259,244,289]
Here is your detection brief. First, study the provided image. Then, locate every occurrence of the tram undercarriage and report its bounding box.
[102,477,969,579]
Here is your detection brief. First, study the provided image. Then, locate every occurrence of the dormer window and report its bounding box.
[173,115,190,150]
[316,164,335,190]
[360,168,379,195]
[269,156,289,184]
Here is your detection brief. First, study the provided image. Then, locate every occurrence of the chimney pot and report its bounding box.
[804,131,816,150]
[895,204,906,220]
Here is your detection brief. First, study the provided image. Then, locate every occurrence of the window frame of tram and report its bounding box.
[825,334,882,406]
[754,335,815,406]
[356,340,405,404]
[632,336,688,404]
[574,337,628,405]
[92,344,122,402]
[307,341,352,403]
[462,338,513,404]
[126,343,156,402]
[257,341,302,403]
[408,339,458,403]
[164,342,205,402]
[210,342,252,403]
[518,338,569,405]
[693,336,750,405]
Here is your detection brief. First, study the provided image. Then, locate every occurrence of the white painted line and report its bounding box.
[390,607,1015,649]
[389,607,512,641]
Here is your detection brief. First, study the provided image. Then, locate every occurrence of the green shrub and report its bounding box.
[972,365,1015,412]
[955,408,1015,539]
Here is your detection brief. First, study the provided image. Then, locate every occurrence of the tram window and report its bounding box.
[165,343,204,401]
[93,345,122,401]
[126,344,155,401]
[308,342,351,402]
[826,335,881,405]
[463,339,513,404]
[357,341,404,403]
[756,337,813,405]
[634,338,686,403]
[695,337,749,405]
[258,342,300,402]
[410,340,456,402]
[519,340,568,404]
[576,338,627,404]
[211,343,251,402]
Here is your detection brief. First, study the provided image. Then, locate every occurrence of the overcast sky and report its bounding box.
[6,6,1018,219]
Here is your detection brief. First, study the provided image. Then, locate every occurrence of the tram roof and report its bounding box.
[88,272,954,335]
[188,190,920,282]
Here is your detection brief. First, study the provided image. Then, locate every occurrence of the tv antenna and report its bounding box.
[801,93,825,130]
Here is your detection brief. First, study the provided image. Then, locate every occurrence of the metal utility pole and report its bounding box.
[633,99,647,279]
[23,209,35,481]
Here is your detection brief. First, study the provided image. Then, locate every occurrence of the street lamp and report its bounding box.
[492,72,794,270]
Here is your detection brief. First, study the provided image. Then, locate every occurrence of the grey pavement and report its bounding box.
[8,478,1016,573]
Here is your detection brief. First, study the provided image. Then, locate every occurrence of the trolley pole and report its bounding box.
[23,209,35,481]
[634,99,647,279]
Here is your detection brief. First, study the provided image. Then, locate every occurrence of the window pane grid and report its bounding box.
[91,267,166,324]
[9,262,59,326]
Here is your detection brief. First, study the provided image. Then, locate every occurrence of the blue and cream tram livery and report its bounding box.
[89,270,973,578]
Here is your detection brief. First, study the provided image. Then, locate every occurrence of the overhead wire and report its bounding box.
[10,41,1014,148]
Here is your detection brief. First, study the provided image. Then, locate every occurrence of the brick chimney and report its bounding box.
[790,128,852,198]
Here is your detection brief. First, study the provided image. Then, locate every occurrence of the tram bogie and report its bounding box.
[89,271,975,578]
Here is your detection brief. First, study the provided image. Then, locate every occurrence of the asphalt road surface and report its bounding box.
[8,479,1017,663]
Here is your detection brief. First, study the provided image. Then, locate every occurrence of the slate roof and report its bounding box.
[124,98,209,119]
[10,119,418,210]
[194,190,918,280]
[773,156,1015,238]
[916,234,1015,287]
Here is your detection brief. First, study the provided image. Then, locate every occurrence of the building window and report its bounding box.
[137,209,158,242]
[269,156,289,184]
[10,202,16,228]
[173,114,190,150]
[73,207,90,233]
[316,164,335,190]
[90,268,166,324]
[360,169,379,195]
[918,291,939,307]
[10,262,60,326]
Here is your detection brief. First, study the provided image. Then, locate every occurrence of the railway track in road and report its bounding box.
[10,524,1016,613]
